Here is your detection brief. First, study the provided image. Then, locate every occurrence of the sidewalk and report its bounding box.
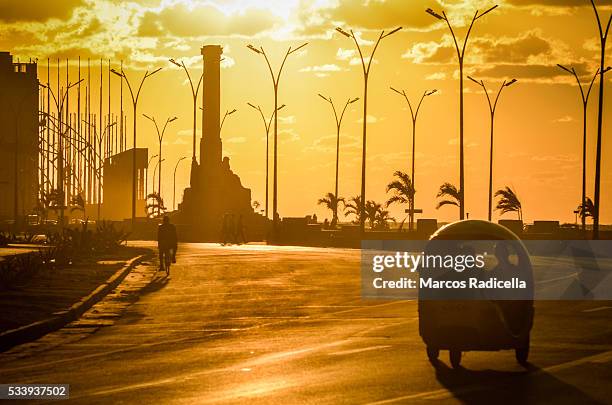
[0,246,150,334]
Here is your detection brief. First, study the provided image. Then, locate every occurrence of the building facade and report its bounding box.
[102,148,148,221]
[0,52,39,222]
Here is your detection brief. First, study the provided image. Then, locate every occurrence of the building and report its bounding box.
[102,148,148,220]
[0,52,39,222]
[178,45,267,240]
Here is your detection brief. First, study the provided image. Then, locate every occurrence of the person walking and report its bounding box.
[157,216,178,274]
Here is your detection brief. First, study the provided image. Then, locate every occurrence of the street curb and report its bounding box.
[0,253,151,352]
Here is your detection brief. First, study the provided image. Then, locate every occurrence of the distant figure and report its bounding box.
[312,213,318,224]
[158,216,178,270]
[236,214,246,244]
[323,218,329,229]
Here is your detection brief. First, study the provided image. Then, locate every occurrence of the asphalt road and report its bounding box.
[1,242,612,404]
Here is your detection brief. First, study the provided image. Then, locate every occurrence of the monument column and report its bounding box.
[200,45,222,169]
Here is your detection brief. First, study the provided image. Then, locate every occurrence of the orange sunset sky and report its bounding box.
[1,0,611,224]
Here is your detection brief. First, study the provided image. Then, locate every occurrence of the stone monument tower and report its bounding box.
[178,45,265,240]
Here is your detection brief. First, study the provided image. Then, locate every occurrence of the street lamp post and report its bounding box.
[169,58,203,175]
[220,108,237,133]
[589,0,611,239]
[467,76,517,222]
[389,87,436,230]
[151,158,165,216]
[83,119,116,221]
[111,67,162,227]
[173,156,187,211]
[557,64,603,232]
[317,94,359,225]
[426,5,498,220]
[143,115,178,217]
[247,41,308,236]
[335,26,401,233]
[39,80,83,228]
[146,153,158,198]
[247,102,286,219]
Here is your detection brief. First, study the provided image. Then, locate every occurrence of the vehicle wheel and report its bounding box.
[449,349,462,368]
[515,346,529,366]
[426,347,439,362]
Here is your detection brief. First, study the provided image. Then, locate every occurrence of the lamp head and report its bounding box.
[335,27,351,38]
[426,8,444,20]
[290,43,308,54]
[426,89,438,96]
[349,97,360,104]
[603,66,612,74]
[557,64,573,74]
[247,102,258,110]
[169,58,182,68]
[169,116,178,122]
[383,27,402,38]
[390,86,403,96]
[477,5,498,19]
[278,104,286,111]
[228,109,237,115]
[110,68,123,77]
[467,75,481,85]
[505,78,518,87]
[247,44,262,54]
[318,93,330,102]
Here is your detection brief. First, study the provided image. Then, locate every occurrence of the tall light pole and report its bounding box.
[247,102,286,219]
[173,156,187,211]
[317,94,359,225]
[557,64,603,232]
[335,26,401,232]
[39,80,83,228]
[467,76,517,222]
[111,67,162,226]
[143,114,178,217]
[220,108,237,133]
[589,0,611,239]
[146,153,158,198]
[169,58,203,177]
[426,5,498,220]
[151,158,165,216]
[83,119,116,221]
[247,41,308,236]
[389,87,436,230]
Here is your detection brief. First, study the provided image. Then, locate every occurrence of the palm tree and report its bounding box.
[436,182,461,210]
[70,193,86,220]
[365,200,383,229]
[344,195,363,225]
[495,186,523,221]
[146,192,166,219]
[577,197,595,222]
[318,192,345,226]
[386,171,415,230]
[374,206,395,230]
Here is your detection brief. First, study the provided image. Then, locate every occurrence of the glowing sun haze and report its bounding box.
[1,0,611,223]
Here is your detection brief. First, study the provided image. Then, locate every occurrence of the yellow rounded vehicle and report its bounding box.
[418,220,534,368]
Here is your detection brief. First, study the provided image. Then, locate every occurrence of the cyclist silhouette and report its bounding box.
[157,216,178,273]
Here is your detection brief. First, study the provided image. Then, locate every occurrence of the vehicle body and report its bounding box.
[418,220,534,368]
